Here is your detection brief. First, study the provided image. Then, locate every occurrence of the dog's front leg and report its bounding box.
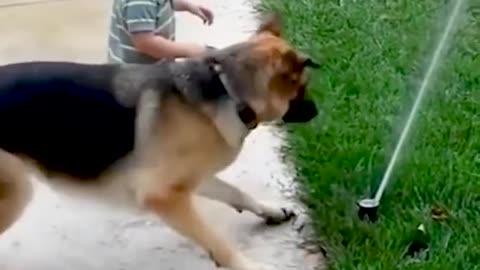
[143,188,259,270]
[197,177,295,224]
[0,149,33,235]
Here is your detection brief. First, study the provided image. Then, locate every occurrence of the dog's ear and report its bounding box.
[256,13,283,37]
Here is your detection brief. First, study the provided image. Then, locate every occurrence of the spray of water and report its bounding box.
[373,0,467,203]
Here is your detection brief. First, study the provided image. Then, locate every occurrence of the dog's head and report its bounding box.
[204,13,319,126]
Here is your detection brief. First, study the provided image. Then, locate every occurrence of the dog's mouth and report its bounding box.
[282,98,318,123]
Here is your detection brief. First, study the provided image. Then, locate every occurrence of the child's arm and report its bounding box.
[124,1,206,59]
[131,33,206,59]
[171,0,191,11]
[172,0,214,25]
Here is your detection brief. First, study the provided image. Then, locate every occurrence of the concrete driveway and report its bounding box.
[0,1,322,269]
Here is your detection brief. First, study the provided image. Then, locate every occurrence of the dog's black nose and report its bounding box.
[282,99,318,123]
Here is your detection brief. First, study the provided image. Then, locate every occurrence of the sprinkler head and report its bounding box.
[357,198,379,222]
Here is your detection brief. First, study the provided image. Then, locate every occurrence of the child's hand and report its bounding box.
[187,4,214,25]
[185,43,209,57]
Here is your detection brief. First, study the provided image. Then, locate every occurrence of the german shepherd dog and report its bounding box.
[0,15,318,269]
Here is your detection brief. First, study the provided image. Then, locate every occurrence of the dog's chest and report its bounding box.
[208,99,251,150]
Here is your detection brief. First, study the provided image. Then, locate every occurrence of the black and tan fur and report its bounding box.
[0,15,319,269]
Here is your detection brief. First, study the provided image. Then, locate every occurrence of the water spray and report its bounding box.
[357,0,467,222]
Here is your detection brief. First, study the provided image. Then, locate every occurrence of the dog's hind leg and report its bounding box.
[0,149,33,234]
[197,177,295,224]
[144,187,262,270]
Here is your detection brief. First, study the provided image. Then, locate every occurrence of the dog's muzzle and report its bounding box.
[282,98,318,123]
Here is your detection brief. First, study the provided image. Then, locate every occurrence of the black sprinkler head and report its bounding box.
[357,198,379,222]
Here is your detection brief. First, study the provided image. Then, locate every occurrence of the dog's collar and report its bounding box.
[212,70,258,130]
[235,102,258,129]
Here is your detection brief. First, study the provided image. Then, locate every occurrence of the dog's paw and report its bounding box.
[258,202,296,225]
[233,262,276,270]
[228,253,276,270]
[249,264,276,270]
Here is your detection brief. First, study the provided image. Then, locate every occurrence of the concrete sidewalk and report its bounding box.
[0,1,322,269]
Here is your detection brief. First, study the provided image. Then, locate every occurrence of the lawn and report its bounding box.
[257,0,479,269]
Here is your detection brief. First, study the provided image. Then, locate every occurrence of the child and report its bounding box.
[108,0,214,64]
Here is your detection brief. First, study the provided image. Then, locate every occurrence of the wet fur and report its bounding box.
[0,15,318,270]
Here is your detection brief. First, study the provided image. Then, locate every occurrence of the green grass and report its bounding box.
[257,0,479,269]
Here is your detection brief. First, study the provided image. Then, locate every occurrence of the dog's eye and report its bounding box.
[289,75,299,85]
[281,73,297,85]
